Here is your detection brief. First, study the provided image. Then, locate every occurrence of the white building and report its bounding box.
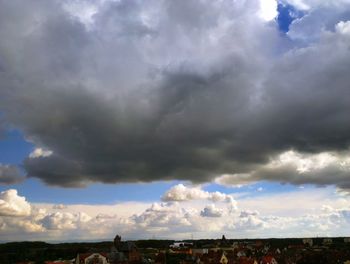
[302,238,313,247]
[76,253,109,264]
[323,238,333,245]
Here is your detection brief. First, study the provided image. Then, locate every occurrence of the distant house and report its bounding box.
[76,253,109,264]
[323,238,333,245]
[119,241,141,262]
[170,242,194,249]
[111,235,142,264]
[75,235,141,264]
[302,238,313,247]
[344,238,350,243]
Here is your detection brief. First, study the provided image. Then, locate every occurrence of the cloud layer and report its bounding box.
[0,187,350,241]
[0,0,349,188]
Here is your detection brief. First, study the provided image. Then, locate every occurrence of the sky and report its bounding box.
[0,0,350,242]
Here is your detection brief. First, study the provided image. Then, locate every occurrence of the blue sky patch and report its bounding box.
[277,2,305,32]
[0,129,33,165]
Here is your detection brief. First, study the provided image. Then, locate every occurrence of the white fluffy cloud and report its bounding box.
[284,0,350,10]
[0,189,31,217]
[41,212,91,230]
[336,20,350,35]
[258,0,278,21]
[235,210,266,230]
[0,187,350,241]
[162,184,237,205]
[29,148,53,158]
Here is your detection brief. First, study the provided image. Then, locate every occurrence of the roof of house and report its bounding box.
[261,255,276,264]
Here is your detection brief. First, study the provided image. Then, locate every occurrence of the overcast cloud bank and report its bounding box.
[0,0,349,190]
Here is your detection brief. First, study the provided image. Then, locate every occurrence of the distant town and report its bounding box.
[1,235,350,264]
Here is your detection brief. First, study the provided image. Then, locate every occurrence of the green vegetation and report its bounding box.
[0,241,111,264]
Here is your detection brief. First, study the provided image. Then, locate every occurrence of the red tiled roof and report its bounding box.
[261,255,276,264]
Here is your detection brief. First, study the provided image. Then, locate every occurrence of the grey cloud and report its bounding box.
[256,164,350,188]
[240,210,259,218]
[200,205,223,218]
[0,0,349,188]
[0,164,23,185]
[217,150,350,189]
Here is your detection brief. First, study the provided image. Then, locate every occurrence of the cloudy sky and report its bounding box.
[0,0,350,242]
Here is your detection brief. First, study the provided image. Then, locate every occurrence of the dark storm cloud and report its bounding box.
[0,0,350,188]
[0,165,23,185]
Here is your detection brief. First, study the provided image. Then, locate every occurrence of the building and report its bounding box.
[323,238,333,245]
[302,238,313,247]
[75,235,141,264]
[170,242,194,249]
[76,253,109,264]
[110,235,142,264]
[260,256,278,264]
